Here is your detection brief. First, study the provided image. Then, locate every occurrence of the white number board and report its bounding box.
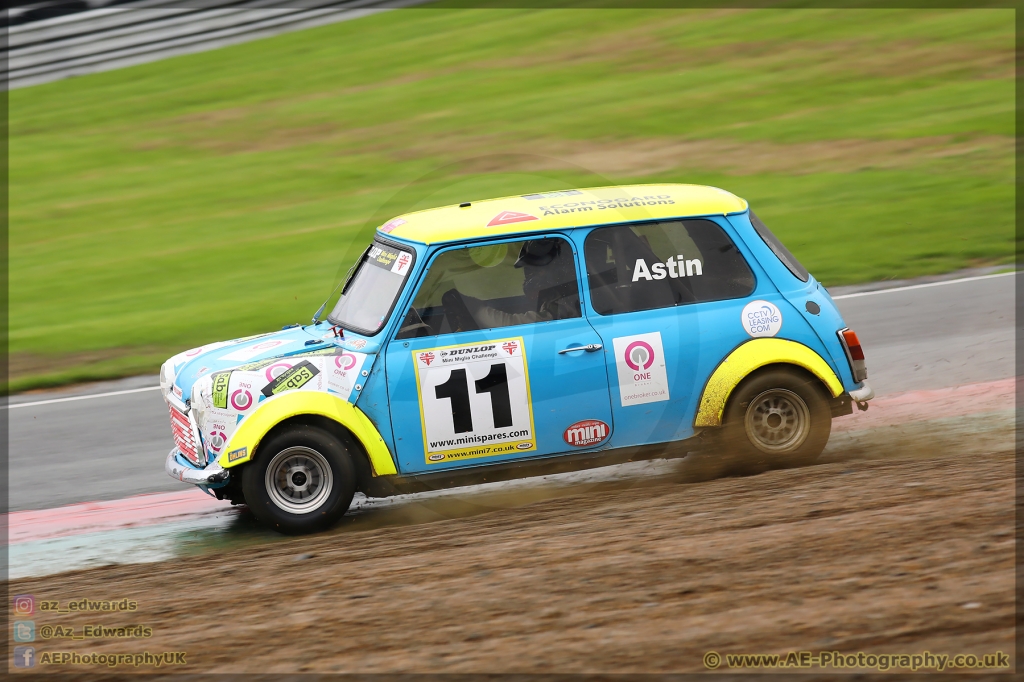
[412,337,536,464]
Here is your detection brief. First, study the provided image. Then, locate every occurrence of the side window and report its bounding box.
[397,237,581,339]
[749,211,810,282]
[584,219,755,315]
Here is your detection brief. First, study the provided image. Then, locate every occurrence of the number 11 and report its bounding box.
[434,364,513,434]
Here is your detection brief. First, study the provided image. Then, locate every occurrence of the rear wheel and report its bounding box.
[242,425,356,534]
[719,367,832,472]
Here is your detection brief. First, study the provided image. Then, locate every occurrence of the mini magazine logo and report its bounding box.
[563,420,610,447]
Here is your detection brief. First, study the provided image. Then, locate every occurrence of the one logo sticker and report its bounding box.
[563,420,610,447]
[346,338,367,350]
[230,389,253,411]
[487,211,538,227]
[227,447,248,463]
[612,332,670,407]
[742,300,783,338]
[335,353,358,370]
[623,341,655,371]
[501,341,519,355]
[208,430,227,453]
[419,352,435,366]
[327,351,366,400]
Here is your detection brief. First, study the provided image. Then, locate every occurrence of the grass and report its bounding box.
[9,7,1015,391]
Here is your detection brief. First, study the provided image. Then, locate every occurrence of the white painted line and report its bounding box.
[7,386,162,409]
[832,271,1016,300]
[2,272,1014,408]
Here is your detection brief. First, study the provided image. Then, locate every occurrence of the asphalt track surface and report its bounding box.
[7,272,1015,512]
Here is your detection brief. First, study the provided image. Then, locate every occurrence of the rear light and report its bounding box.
[837,328,868,383]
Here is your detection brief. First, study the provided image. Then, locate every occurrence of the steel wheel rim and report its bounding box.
[265,446,333,514]
[744,388,811,454]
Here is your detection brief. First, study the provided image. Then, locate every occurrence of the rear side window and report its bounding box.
[584,219,755,316]
[749,211,809,282]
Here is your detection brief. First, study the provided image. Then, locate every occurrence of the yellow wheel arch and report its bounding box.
[217,392,397,476]
[694,338,843,428]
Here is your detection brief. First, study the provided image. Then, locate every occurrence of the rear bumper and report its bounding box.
[849,381,874,403]
[165,448,230,486]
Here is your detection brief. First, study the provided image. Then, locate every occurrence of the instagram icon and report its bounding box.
[13,594,34,616]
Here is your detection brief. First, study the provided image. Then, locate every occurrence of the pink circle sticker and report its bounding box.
[230,389,253,411]
[623,341,655,371]
[335,353,358,370]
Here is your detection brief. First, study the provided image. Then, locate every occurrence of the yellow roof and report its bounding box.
[378,183,748,245]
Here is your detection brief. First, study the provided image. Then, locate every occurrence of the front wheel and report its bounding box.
[241,425,356,534]
[719,368,832,472]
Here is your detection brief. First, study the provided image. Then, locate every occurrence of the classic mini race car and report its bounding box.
[162,184,873,533]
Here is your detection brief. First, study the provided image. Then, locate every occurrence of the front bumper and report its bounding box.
[165,448,230,486]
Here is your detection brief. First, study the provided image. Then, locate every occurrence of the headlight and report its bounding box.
[159,360,174,393]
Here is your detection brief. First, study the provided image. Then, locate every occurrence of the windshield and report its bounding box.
[327,240,415,334]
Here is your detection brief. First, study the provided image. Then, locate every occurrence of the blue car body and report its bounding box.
[162,184,871,504]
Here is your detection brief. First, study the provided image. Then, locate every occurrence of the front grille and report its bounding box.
[168,404,203,467]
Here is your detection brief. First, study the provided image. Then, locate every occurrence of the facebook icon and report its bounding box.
[14,646,35,668]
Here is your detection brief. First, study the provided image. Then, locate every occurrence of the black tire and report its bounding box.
[717,367,832,473]
[241,425,356,534]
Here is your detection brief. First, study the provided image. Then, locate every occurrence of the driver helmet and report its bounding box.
[514,239,561,268]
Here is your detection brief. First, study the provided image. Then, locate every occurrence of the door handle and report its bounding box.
[558,344,603,354]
